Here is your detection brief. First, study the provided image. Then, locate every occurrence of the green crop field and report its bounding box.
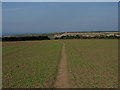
[2,39,118,88]
[65,39,118,88]
[2,40,62,88]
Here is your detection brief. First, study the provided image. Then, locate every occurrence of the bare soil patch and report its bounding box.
[54,42,70,88]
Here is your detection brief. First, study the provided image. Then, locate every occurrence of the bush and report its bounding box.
[2,36,50,41]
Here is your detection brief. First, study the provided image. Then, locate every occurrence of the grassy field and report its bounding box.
[2,39,118,88]
[65,39,118,88]
[2,40,62,88]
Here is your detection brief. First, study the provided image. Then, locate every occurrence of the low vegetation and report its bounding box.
[2,36,50,41]
[2,39,118,88]
[65,39,118,88]
[55,35,120,39]
[3,40,62,88]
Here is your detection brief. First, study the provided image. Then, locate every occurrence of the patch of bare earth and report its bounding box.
[54,42,70,88]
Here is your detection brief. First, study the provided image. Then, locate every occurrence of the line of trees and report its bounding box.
[55,35,120,39]
[2,36,50,41]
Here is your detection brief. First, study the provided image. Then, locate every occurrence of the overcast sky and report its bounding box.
[2,2,118,34]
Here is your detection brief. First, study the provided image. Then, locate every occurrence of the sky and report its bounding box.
[0,1,1,36]
[2,2,118,35]
[2,0,120,2]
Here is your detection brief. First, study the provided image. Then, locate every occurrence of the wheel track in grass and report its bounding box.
[54,41,70,88]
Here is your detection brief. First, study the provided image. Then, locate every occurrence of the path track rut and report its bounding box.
[54,42,70,88]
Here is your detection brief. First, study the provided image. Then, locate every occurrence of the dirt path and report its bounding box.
[54,42,70,88]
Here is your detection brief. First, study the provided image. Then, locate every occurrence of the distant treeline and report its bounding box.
[55,35,120,39]
[2,36,50,41]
